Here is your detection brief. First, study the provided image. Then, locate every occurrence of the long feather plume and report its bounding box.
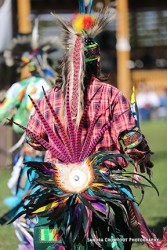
[87,8,116,37]
[84,118,113,157]
[28,95,72,162]
[10,120,68,162]
[65,81,77,161]
[63,35,85,126]
[70,35,85,124]
[42,86,72,156]
[79,87,104,161]
[76,86,102,159]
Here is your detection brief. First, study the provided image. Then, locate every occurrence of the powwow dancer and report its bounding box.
[0,37,56,249]
[3,1,167,250]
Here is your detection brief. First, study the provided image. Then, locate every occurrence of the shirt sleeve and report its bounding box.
[111,91,136,140]
[111,91,152,169]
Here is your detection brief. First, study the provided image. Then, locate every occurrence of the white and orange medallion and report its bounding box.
[53,159,94,193]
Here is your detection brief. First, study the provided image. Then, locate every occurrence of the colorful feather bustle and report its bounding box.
[10,88,167,249]
[8,151,164,249]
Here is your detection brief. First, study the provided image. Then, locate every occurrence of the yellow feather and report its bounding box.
[92,183,104,187]
[32,201,59,213]
[72,15,84,33]
[32,198,68,214]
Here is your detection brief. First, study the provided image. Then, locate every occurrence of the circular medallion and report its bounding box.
[54,159,94,193]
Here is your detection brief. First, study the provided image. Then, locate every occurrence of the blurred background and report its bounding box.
[0,1,167,250]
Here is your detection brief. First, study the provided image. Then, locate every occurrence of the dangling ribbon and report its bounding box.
[79,0,94,14]
[130,86,140,128]
[130,86,142,181]
[79,0,85,13]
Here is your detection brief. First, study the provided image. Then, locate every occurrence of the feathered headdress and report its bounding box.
[52,7,116,124]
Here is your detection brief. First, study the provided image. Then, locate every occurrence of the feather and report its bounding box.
[78,194,105,222]
[81,204,92,237]
[81,191,98,201]
[0,202,23,225]
[52,8,116,40]
[61,34,85,128]
[79,87,104,161]
[42,86,72,156]
[91,202,106,214]
[32,200,61,214]
[76,86,102,159]
[65,81,76,161]
[131,202,158,249]
[15,222,34,247]
[84,119,113,157]
[72,204,83,242]
[106,203,115,228]
[11,120,67,162]
[28,95,72,162]
[70,36,85,125]
[88,8,116,37]
[90,227,102,248]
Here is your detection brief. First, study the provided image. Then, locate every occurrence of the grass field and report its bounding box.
[0,121,167,250]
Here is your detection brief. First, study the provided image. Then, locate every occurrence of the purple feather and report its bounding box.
[81,192,98,201]
[84,206,92,237]
[76,86,102,159]
[79,87,104,161]
[42,87,73,156]
[65,80,76,161]
[70,37,83,119]
[28,95,72,162]
[12,120,68,162]
[91,202,106,214]
[84,119,113,157]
